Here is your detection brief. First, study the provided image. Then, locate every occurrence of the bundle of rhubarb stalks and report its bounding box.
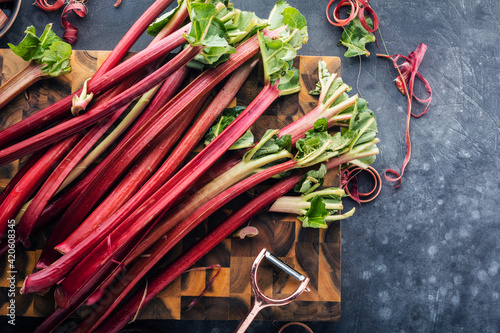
[0,0,379,332]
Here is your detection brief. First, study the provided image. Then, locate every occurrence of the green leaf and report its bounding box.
[147,0,185,36]
[267,1,291,30]
[339,16,376,57]
[41,41,72,77]
[250,130,291,160]
[184,2,217,45]
[309,61,332,95]
[39,24,62,50]
[8,24,72,77]
[204,106,254,149]
[8,24,62,62]
[225,9,266,45]
[231,130,254,150]
[294,164,328,194]
[195,34,236,66]
[298,195,329,228]
[347,99,378,146]
[258,32,301,94]
[295,118,355,166]
[282,7,306,30]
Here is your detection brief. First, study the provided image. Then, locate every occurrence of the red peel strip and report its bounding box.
[184,265,222,311]
[61,1,88,45]
[114,0,122,7]
[343,166,381,203]
[327,0,358,27]
[34,0,65,11]
[326,0,378,33]
[378,43,432,187]
[358,5,378,33]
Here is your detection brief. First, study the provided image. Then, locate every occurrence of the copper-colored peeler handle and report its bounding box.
[234,248,310,333]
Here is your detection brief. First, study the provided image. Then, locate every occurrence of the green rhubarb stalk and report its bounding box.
[0,24,71,110]
[269,187,354,228]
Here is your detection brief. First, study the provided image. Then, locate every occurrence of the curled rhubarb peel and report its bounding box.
[61,1,88,44]
[378,43,432,187]
[342,165,381,203]
[326,0,378,32]
[34,0,65,11]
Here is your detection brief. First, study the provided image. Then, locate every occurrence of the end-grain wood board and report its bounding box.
[0,49,342,322]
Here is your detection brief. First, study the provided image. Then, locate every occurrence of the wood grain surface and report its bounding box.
[0,49,342,322]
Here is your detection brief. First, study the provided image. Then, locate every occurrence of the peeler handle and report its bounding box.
[234,300,266,333]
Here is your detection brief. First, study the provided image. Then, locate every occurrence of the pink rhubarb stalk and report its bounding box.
[94,141,380,332]
[0,134,81,240]
[0,43,200,165]
[0,22,189,149]
[21,29,277,295]
[59,58,258,252]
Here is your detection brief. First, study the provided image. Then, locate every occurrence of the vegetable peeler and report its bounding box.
[234,248,310,333]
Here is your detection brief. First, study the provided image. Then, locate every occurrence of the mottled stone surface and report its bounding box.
[1,0,499,332]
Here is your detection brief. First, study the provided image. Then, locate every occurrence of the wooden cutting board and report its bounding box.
[0,49,342,322]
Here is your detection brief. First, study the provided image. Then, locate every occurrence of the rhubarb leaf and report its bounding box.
[196,34,236,66]
[41,41,72,77]
[225,9,265,44]
[298,195,329,229]
[8,24,72,77]
[184,2,218,45]
[250,130,291,160]
[268,1,290,30]
[309,61,332,95]
[258,31,301,95]
[204,106,255,150]
[269,3,308,50]
[343,99,377,154]
[339,16,375,57]
[294,163,328,195]
[147,0,185,36]
[295,118,355,167]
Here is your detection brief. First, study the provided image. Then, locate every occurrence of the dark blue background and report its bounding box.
[1,0,499,332]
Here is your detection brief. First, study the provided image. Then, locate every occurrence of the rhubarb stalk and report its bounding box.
[0,134,81,239]
[0,22,189,148]
[58,59,257,252]
[22,0,307,298]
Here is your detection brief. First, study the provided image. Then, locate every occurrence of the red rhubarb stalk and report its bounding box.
[52,80,281,308]
[94,137,380,332]
[0,43,201,165]
[21,28,280,295]
[0,22,189,148]
[0,134,81,240]
[91,0,175,79]
[0,149,47,207]
[59,58,258,252]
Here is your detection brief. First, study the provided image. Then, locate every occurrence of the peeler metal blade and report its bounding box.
[234,248,310,333]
